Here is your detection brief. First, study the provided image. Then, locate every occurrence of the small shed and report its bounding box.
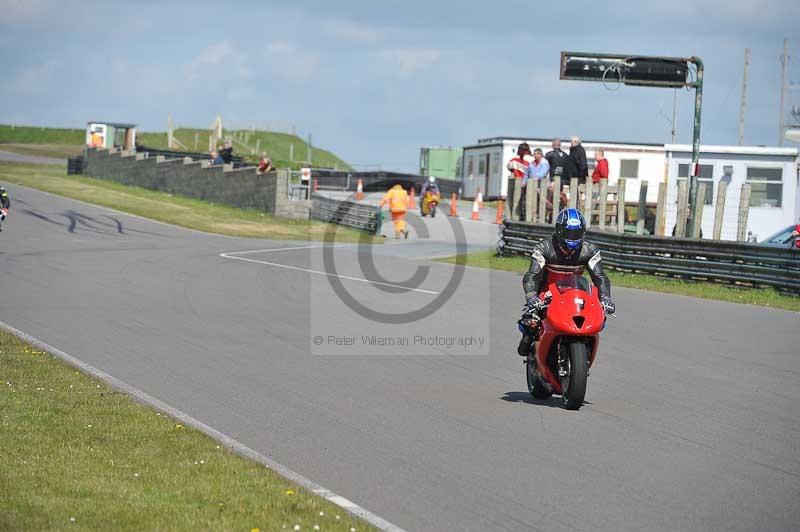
[86,121,137,151]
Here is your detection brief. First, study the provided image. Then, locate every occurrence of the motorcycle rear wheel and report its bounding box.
[526,356,552,399]
[560,343,588,410]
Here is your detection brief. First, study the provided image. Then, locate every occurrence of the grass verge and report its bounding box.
[0,161,380,243]
[436,249,800,312]
[0,329,374,531]
[0,143,83,159]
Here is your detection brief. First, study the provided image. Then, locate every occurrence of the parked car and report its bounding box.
[759,225,798,248]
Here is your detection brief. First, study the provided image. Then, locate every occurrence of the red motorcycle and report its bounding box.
[521,276,609,410]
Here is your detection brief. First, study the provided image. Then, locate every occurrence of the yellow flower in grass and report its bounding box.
[285,489,295,496]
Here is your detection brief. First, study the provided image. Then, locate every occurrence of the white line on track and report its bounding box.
[220,246,440,295]
[0,320,406,532]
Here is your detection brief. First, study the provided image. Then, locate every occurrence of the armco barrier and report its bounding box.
[310,170,461,197]
[499,220,800,293]
[311,194,382,234]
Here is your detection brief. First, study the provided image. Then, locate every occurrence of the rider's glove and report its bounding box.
[524,295,545,314]
[601,298,616,315]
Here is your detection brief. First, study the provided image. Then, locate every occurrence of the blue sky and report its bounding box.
[0,0,798,171]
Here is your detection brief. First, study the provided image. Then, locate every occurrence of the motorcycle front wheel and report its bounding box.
[526,356,552,399]
[559,343,588,410]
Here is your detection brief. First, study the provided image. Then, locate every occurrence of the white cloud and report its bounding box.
[267,40,294,54]
[326,19,380,44]
[0,0,48,25]
[392,48,442,76]
[183,41,235,81]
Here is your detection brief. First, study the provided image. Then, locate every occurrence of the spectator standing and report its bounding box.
[257,152,274,173]
[211,150,224,166]
[569,136,588,185]
[522,149,549,219]
[220,142,234,164]
[591,149,609,184]
[507,143,532,219]
[792,218,800,248]
[545,138,575,182]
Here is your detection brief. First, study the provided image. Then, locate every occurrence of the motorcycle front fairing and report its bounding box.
[534,278,605,393]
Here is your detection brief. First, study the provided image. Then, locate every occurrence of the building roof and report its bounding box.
[87,121,137,128]
[475,136,664,148]
[665,144,798,156]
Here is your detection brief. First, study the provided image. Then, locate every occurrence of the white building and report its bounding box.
[460,136,799,241]
[664,144,800,241]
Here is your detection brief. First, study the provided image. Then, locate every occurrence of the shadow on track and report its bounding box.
[500,391,592,408]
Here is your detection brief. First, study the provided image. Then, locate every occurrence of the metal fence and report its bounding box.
[310,194,383,234]
[499,220,800,293]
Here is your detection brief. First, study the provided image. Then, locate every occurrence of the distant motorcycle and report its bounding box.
[520,276,611,410]
[421,190,440,217]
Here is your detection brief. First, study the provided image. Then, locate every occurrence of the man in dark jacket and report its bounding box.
[517,208,615,356]
[545,138,575,182]
[569,136,588,185]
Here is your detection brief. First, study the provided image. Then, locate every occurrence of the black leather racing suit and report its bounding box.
[517,235,612,356]
[522,235,611,302]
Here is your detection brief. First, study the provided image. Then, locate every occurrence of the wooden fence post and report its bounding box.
[737,184,751,241]
[636,181,648,235]
[675,179,689,237]
[712,180,728,240]
[552,176,562,221]
[655,182,667,236]
[616,177,627,233]
[584,183,595,228]
[569,178,578,209]
[692,183,706,238]
[538,177,549,224]
[526,179,536,223]
[598,179,608,230]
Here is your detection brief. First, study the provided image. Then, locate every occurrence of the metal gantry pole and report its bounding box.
[688,56,704,237]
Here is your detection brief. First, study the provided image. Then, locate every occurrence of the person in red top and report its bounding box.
[591,149,609,184]
[792,220,800,248]
[507,143,532,218]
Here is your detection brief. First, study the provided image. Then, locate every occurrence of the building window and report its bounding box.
[467,157,474,177]
[478,157,486,176]
[492,153,501,177]
[619,159,639,179]
[746,167,783,207]
[677,163,714,205]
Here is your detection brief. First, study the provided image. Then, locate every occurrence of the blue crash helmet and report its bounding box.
[555,208,586,251]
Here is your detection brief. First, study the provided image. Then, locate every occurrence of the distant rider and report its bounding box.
[420,176,440,196]
[0,185,10,231]
[517,208,615,356]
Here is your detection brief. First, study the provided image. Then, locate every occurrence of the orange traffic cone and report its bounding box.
[448,192,458,216]
[476,187,484,208]
[495,199,505,224]
[471,197,480,220]
[355,178,364,200]
[408,186,416,209]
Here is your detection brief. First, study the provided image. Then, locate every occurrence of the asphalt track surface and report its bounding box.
[1,183,799,532]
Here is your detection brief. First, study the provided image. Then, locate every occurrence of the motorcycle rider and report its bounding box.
[420,175,440,196]
[0,185,9,232]
[517,208,615,356]
[420,176,441,216]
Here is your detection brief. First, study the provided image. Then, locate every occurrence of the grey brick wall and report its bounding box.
[83,148,309,219]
